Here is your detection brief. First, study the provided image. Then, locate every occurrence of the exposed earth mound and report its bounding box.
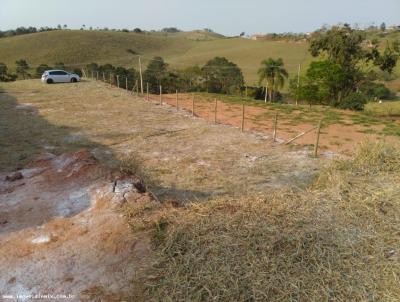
[0,150,152,301]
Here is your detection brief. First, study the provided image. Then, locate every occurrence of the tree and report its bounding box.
[133,28,142,33]
[36,64,52,77]
[202,57,244,94]
[290,60,346,106]
[54,62,65,70]
[143,57,168,93]
[0,63,8,78]
[308,24,399,105]
[179,65,203,91]
[0,63,16,82]
[161,27,181,33]
[380,22,386,32]
[15,59,29,79]
[257,58,288,102]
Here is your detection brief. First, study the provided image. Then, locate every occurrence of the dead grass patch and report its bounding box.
[135,141,400,301]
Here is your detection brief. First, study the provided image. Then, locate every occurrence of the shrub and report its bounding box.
[336,92,367,111]
[360,82,395,100]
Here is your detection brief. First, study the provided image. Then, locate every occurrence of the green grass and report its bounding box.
[0,30,312,85]
[365,100,400,117]
[1,29,399,89]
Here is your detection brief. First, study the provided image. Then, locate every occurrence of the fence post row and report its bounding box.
[314,119,322,157]
[241,103,245,132]
[176,90,179,110]
[192,94,195,116]
[273,112,278,142]
[214,99,218,124]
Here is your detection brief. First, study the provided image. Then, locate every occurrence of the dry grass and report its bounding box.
[134,140,400,301]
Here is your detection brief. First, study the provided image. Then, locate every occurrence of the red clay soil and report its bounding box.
[153,93,396,154]
[0,150,153,301]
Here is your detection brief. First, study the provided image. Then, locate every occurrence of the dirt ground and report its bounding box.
[159,93,400,154]
[0,150,153,301]
[1,79,396,301]
[0,80,325,203]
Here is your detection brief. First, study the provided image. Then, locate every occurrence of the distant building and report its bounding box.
[250,34,267,41]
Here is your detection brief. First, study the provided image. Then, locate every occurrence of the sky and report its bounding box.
[1,0,399,35]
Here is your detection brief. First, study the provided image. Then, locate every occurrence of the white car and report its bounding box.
[41,70,80,84]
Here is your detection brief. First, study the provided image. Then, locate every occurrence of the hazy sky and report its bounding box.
[1,0,399,35]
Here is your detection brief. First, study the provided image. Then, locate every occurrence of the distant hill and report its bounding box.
[0,29,398,85]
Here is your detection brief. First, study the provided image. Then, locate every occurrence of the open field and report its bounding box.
[1,79,400,300]
[0,79,323,202]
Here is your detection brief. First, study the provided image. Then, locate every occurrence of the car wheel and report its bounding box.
[71,78,77,83]
[46,78,53,84]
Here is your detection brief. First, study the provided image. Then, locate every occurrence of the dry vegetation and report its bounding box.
[132,141,400,301]
[2,79,400,300]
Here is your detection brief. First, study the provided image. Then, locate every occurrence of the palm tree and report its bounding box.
[257,58,288,102]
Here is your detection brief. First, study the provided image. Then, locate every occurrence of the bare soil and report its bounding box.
[0,150,153,301]
[160,93,399,154]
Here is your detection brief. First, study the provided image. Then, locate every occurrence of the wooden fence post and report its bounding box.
[126,77,128,92]
[96,71,99,81]
[159,85,162,105]
[314,119,322,157]
[146,83,149,101]
[117,75,120,88]
[102,72,105,82]
[192,93,195,116]
[273,112,278,142]
[241,103,245,132]
[214,98,217,124]
[176,90,179,110]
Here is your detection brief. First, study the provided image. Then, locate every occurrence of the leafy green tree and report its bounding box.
[179,65,203,91]
[0,63,17,82]
[202,57,244,94]
[307,24,398,106]
[257,58,288,102]
[15,59,30,79]
[380,22,386,32]
[290,60,346,106]
[143,57,168,93]
[0,63,8,78]
[54,62,65,70]
[36,64,52,77]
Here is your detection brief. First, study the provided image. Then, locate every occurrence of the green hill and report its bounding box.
[0,30,312,84]
[0,29,398,85]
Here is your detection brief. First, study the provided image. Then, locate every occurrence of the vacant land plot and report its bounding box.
[0,80,322,202]
[159,92,400,153]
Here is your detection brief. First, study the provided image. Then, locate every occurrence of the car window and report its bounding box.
[50,71,68,75]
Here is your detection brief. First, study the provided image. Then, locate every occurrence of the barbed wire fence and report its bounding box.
[79,63,323,157]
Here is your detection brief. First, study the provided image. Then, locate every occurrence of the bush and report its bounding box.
[359,82,395,100]
[336,92,367,111]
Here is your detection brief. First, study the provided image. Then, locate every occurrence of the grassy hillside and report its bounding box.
[0,29,399,85]
[0,30,312,84]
